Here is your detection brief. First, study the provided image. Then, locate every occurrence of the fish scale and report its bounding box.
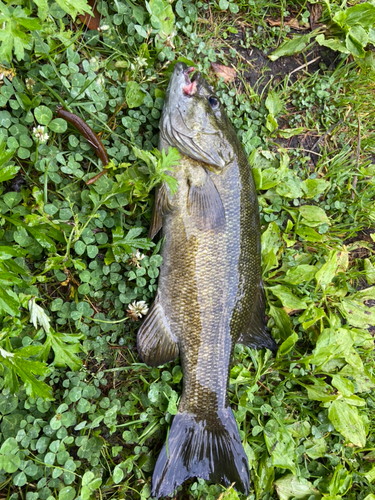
[137,62,277,498]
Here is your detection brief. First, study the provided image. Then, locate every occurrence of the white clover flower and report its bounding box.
[98,25,109,31]
[33,125,49,143]
[128,249,145,268]
[25,78,35,90]
[126,301,149,321]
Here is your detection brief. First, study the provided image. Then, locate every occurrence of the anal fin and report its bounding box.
[187,172,225,231]
[137,293,179,367]
[237,282,278,354]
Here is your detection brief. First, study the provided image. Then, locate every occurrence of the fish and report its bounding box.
[137,62,277,498]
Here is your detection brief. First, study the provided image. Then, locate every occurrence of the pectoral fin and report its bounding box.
[148,184,175,239]
[187,172,225,231]
[237,283,278,354]
[137,293,179,367]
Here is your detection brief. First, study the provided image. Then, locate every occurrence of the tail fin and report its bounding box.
[151,409,249,498]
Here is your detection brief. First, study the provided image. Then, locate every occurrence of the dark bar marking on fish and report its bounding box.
[187,172,225,231]
[137,293,179,367]
[152,409,249,498]
[237,282,278,354]
[56,106,109,185]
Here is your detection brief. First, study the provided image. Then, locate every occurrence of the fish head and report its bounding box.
[160,62,238,173]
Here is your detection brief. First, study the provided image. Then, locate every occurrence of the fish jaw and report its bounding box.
[159,62,237,170]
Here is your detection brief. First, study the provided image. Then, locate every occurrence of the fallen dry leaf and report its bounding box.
[308,2,323,28]
[211,63,236,83]
[266,18,309,31]
[78,0,101,31]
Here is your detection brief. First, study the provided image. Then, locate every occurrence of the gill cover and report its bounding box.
[159,62,238,171]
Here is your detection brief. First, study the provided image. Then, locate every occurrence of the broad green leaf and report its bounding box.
[261,222,282,273]
[54,0,93,19]
[277,332,298,357]
[328,463,352,496]
[299,378,337,403]
[339,297,375,328]
[342,2,375,28]
[254,167,281,190]
[302,178,330,198]
[299,305,325,329]
[328,400,366,447]
[315,250,338,288]
[148,0,175,38]
[340,365,375,393]
[126,81,146,109]
[331,374,355,397]
[268,285,308,310]
[274,474,321,500]
[0,164,19,182]
[265,91,283,117]
[33,0,49,20]
[0,285,19,316]
[304,438,327,460]
[301,328,355,367]
[276,174,302,199]
[295,226,323,242]
[346,27,367,58]
[284,264,317,285]
[316,34,351,54]
[0,246,27,260]
[278,127,304,138]
[299,205,330,226]
[364,259,375,284]
[254,452,274,499]
[269,34,311,61]
[264,420,296,474]
[268,304,293,340]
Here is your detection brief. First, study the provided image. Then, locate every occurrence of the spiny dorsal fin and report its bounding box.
[237,282,278,354]
[137,293,179,367]
[187,172,225,231]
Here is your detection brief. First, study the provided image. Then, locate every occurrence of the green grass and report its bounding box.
[0,0,375,499]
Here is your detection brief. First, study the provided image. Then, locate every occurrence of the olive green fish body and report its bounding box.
[137,63,277,498]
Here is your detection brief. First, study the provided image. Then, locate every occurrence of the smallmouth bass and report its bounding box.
[137,62,277,498]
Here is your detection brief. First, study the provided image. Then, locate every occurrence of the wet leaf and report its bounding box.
[274,474,321,499]
[299,205,330,226]
[302,178,330,198]
[211,63,236,83]
[268,285,308,310]
[315,250,338,288]
[269,34,311,61]
[328,400,366,447]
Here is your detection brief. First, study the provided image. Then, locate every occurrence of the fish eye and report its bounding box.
[208,96,220,109]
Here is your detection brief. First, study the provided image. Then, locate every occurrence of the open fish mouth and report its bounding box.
[183,66,200,96]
